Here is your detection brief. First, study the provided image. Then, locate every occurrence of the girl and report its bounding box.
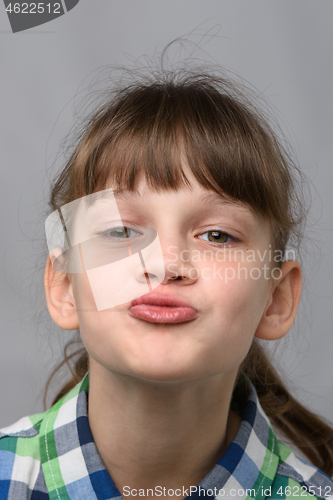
[1,63,333,500]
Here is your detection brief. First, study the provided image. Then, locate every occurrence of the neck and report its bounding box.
[88,360,242,496]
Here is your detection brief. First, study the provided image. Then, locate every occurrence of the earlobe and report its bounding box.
[255,260,302,341]
[44,256,79,330]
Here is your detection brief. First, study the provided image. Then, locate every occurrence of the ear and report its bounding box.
[44,255,79,330]
[255,260,302,341]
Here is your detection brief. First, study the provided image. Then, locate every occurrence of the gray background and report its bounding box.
[0,1,332,428]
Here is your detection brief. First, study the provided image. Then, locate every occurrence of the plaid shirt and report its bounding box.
[1,372,332,500]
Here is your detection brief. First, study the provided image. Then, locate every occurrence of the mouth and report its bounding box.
[128,293,198,324]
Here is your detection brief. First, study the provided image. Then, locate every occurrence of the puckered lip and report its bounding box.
[129,292,197,310]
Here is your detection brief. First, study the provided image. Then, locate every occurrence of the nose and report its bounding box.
[140,238,198,286]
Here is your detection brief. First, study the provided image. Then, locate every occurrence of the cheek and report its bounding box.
[71,271,97,313]
[198,257,271,312]
[70,271,130,369]
[199,261,270,351]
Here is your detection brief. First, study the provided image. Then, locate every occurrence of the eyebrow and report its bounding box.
[112,190,142,201]
[192,192,257,226]
[193,191,242,208]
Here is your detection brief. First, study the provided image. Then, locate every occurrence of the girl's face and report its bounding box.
[71,168,274,384]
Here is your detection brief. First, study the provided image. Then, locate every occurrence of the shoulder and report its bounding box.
[271,439,333,499]
[0,410,44,453]
[0,379,86,499]
[0,412,45,498]
[234,373,333,499]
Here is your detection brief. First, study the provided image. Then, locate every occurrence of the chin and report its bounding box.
[133,370,198,385]
[124,357,200,384]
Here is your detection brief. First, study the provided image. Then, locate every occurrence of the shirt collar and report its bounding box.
[39,372,280,500]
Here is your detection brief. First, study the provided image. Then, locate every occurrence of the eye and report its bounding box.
[101,226,142,241]
[197,230,238,246]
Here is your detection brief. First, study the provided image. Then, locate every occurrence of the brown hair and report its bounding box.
[44,65,333,475]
